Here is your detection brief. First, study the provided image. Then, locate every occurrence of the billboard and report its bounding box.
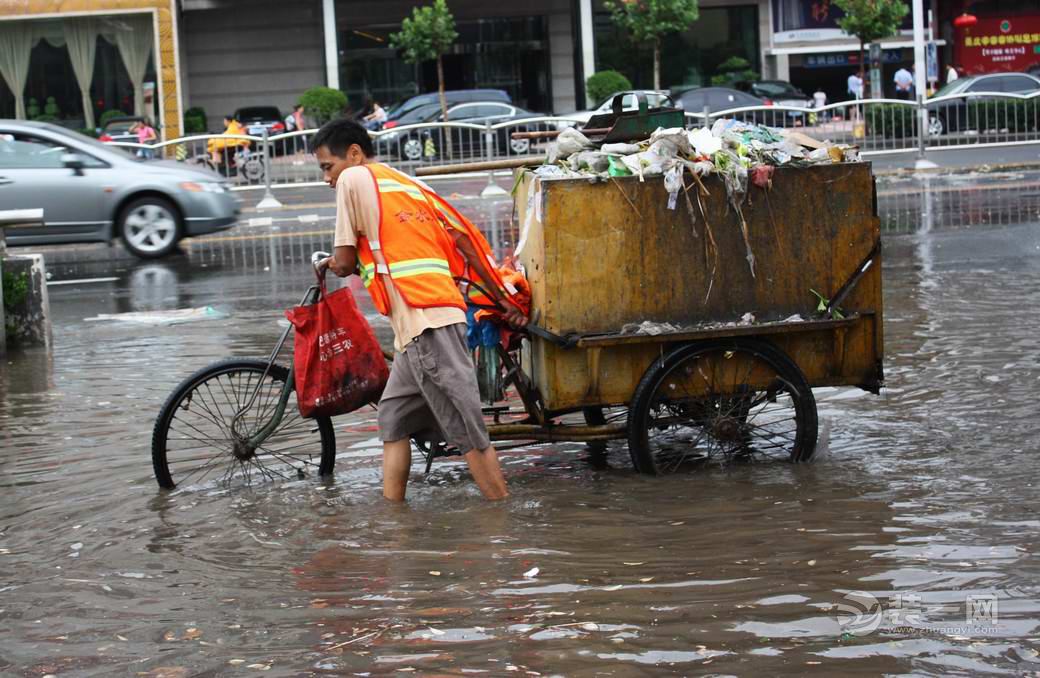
[955,16,1040,75]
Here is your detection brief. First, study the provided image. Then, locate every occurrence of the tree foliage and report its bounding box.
[603,0,700,89]
[833,0,908,45]
[390,0,458,120]
[390,0,457,65]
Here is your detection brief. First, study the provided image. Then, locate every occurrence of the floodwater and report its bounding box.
[2,173,1040,676]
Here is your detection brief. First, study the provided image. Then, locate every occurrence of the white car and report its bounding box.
[557,90,676,127]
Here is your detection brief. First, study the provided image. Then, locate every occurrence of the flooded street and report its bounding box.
[3,171,1040,676]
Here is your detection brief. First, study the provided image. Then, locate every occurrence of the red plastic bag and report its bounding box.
[285,278,389,418]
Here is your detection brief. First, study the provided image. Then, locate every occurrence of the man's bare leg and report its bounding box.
[463,445,509,500]
[383,439,412,501]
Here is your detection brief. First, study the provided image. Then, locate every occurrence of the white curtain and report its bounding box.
[63,17,99,129]
[0,24,37,120]
[113,16,153,118]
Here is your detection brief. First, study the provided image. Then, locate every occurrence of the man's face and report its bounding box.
[315,145,365,189]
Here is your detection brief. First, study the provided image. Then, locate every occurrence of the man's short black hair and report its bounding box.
[309,117,375,158]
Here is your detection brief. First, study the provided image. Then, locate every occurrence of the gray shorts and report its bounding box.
[378,323,491,452]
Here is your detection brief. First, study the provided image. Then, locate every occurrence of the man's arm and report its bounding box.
[321,245,358,278]
[450,230,527,327]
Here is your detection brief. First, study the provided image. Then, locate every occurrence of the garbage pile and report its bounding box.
[536,119,857,188]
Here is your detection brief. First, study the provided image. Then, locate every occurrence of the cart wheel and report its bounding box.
[627,338,817,475]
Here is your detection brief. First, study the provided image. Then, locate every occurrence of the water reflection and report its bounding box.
[3,172,1040,674]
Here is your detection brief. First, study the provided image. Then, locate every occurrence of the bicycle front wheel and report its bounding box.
[152,359,336,490]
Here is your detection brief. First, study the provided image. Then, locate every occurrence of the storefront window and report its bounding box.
[595,5,760,93]
[338,16,551,113]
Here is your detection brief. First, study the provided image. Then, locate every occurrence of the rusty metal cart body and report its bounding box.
[474,161,884,474]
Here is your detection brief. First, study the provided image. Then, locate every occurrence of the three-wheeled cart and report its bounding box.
[468,161,884,474]
[151,162,883,488]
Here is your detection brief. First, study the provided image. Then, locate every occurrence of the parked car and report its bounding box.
[233,106,286,136]
[927,72,1040,135]
[741,80,813,108]
[0,120,240,259]
[675,87,766,116]
[383,89,512,129]
[376,101,542,161]
[98,115,146,143]
[558,90,674,125]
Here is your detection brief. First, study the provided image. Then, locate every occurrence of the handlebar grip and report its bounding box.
[311,250,330,268]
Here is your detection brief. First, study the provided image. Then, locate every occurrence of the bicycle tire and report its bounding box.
[152,358,336,490]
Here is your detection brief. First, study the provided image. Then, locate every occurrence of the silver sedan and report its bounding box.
[0,120,241,258]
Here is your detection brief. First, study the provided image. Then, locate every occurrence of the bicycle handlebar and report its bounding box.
[311,251,331,277]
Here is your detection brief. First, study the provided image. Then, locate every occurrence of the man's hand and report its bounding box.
[500,298,528,329]
[316,256,332,275]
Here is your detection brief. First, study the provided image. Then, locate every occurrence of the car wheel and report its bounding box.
[402,137,424,161]
[927,114,945,136]
[118,196,181,259]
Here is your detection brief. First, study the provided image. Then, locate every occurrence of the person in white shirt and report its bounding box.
[812,88,828,122]
[847,72,863,100]
[893,67,914,99]
[946,64,959,85]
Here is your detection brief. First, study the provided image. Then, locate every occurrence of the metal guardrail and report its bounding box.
[108,92,1040,193]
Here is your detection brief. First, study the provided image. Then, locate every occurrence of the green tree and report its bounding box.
[390,0,458,121]
[834,0,909,95]
[603,0,700,90]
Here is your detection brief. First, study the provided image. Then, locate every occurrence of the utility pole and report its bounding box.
[912,0,937,169]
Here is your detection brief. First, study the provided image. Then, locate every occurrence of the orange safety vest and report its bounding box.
[356,164,468,315]
[357,163,527,319]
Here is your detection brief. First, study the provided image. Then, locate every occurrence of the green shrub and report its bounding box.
[26,97,40,118]
[298,87,348,125]
[710,56,758,87]
[183,106,208,134]
[32,114,58,123]
[865,103,916,138]
[99,109,128,128]
[586,70,633,107]
[44,96,60,118]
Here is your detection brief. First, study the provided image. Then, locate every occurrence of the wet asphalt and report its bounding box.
[2,169,1040,675]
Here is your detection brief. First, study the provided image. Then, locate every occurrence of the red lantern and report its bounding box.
[953,13,978,28]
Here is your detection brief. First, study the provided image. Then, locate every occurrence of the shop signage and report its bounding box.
[804,51,903,68]
[956,16,1040,74]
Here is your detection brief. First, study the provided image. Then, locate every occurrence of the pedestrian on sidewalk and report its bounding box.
[894,66,914,99]
[813,87,828,122]
[131,118,157,159]
[847,72,863,100]
[311,118,525,502]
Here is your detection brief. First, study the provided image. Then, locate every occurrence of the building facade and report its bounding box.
[0,0,184,138]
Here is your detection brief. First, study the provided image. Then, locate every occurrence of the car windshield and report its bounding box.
[754,82,803,97]
[236,107,280,121]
